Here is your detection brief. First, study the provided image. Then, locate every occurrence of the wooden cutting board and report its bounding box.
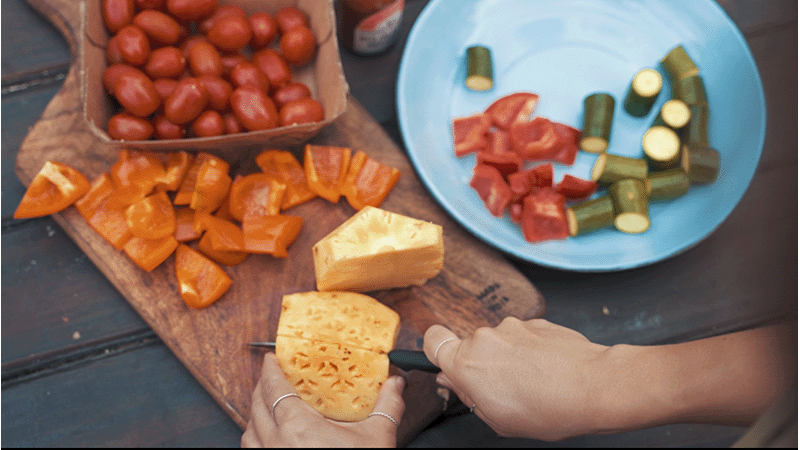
[17,0,545,444]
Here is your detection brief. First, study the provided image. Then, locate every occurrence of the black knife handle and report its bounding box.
[388,349,440,373]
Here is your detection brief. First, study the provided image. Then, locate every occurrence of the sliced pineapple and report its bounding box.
[312,206,444,292]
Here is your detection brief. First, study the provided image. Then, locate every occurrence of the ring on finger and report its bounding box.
[271,393,301,414]
[368,411,399,428]
[434,337,457,363]
[469,403,476,414]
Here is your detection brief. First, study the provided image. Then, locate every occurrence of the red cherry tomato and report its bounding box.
[113,68,161,117]
[133,10,182,45]
[274,7,308,33]
[116,25,151,66]
[103,0,135,33]
[197,75,232,111]
[248,12,278,49]
[223,112,242,134]
[164,77,209,124]
[198,4,246,34]
[144,46,186,79]
[181,35,209,59]
[153,77,178,100]
[103,63,140,94]
[188,41,223,77]
[108,112,155,140]
[192,110,226,137]
[152,114,186,139]
[272,82,312,108]
[229,86,279,131]
[229,61,270,92]
[166,0,218,21]
[279,26,316,67]
[136,0,165,9]
[219,52,249,77]
[251,48,292,89]
[106,35,124,65]
[207,15,252,52]
[279,97,324,126]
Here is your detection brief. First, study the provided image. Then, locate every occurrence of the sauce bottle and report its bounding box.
[337,0,404,56]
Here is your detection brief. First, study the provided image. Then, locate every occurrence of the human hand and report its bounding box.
[241,353,406,448]
[423,317,610,441]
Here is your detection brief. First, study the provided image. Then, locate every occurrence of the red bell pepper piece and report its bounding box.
[452,113,491,157]
[469,163,513,218]
[509,117,560,162]
[554,174,598,201]
[476,151,523,180]
[484,92,539,130]
[486,129,511,155]
[520,187,569,243]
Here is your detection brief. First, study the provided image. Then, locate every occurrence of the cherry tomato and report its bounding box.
[144,46,186,79]
[136,0,165,9]
[251,48,292,89]
[274,7,308,33]
[166,0,218,21]
[223,112,243,134]
[103,63,140,94]
[116,25,151,66]
[192,110,226,137]
[103,0,135,33]
[188,41,223,77]
[197,75,232,111]
[153,77,178,100]
[181,35,209,59]
[207,15,252,52]
[272,82,312,108]
[106,35,124,65]
[198,4,246,34]
[108,112,155,140]
[133,10,182,45]
[248,12,278,49]
[279,26,316,67]
[113,68,161,117]
[229,61,270,92]
[152,114,186,139]
[219,52,249,77]
[229,86,279,131]
[164,77,209,124]
[279,97,324,126]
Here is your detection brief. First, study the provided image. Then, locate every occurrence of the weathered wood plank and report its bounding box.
[0,0,71,78]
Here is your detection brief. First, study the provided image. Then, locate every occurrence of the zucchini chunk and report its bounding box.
[661,45,699,81]
[591,152,648,185]
[465,46,493,91]
[645,168,690,200]
[673,75,707,105]
[681,144,720,184]
[623,68,662,117]
[681,104,710,147]
[652,99,691,129]
[566,195,615,237]
[580,92,615,153]
[610,179,650,234]
[642,125,681,170]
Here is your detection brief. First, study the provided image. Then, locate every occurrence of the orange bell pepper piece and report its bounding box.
[242,214,303,257]
[190,158,232,213]
[14,161,91,219]
[174,207,201,242]
[174,152,229,205]
[255,149,317,210]
[125,191,177,239]
[227,173,286,222]
[109,149,166,204]
[194,212,247,253]
[303,144,351,203]
[197,233,249,266]
[174,244,232,309]
[156,151,194,192]
[74,173,133,249]
[341,150,402,211]
[122,234,179,272]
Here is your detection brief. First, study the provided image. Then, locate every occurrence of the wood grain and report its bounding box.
[17,0,545,443]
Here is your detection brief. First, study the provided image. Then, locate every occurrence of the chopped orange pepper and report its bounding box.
[74,173,133,249]
[14,161,91,219]
[228,173,286,222]
[194,212,246,253]
[341,150,402,211]
[125,191,177,239]
[190,158,232,213]
[242,214,303,257]
[174,207,201,242]
[174,244,232,309]
[122,234,179,272]
[109,149,166,204]
[174,152,229,205]
[303,144,351,203]
[156,151,194,192]
[255,149,317,210]
[197,233,249,266]
[213,174,241,222]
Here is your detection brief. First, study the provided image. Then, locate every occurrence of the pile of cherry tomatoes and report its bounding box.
[102,0,324,141]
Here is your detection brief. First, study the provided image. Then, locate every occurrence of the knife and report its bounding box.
[246,342,441,373]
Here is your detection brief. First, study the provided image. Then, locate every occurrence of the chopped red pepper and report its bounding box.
[554,174,598,201]
[304,144,351,203]
[340,150,401,211]
[75,173,134,249]
[550,122,581,166]
[255,149,317,211]
[125,190,177,239]
[122,234,179,272]
[242,214,303,257]
[520,187,569,243]
[486,129,511,155]
[452,113,491,157]
[469,163,513,218]
[484,92,539,130]
[476,151,523,180]
[509,117,561,162]
[174,244,232,309]
[14,161,91,219]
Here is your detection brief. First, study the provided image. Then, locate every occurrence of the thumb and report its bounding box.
[366,375,406,432]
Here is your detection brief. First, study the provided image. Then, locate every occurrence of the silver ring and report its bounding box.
[368,411,399,428]
[469,404,476,413]
[434,337,457,363]
[271,393,301,414]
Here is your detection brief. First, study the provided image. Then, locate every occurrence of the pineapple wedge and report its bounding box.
[312,206,444,292]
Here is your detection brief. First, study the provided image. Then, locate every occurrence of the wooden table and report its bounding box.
[2,0,796,447]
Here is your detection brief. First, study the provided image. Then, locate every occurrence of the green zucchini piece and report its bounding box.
[672,75,707,105]
[680,104,710,146]
[681,144,720,184]
[652,99,691,129]
[661,45,699,81]
[580,92,615,153]
[623,68,662,117]
[591,153,648,185]
[465,46,493,91]
[645,168,690,200]
[642,125,681,170]
[610,179,650,234]
[566,195,615,237]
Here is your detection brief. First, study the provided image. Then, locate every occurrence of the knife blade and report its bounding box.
[246,342,441,373]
